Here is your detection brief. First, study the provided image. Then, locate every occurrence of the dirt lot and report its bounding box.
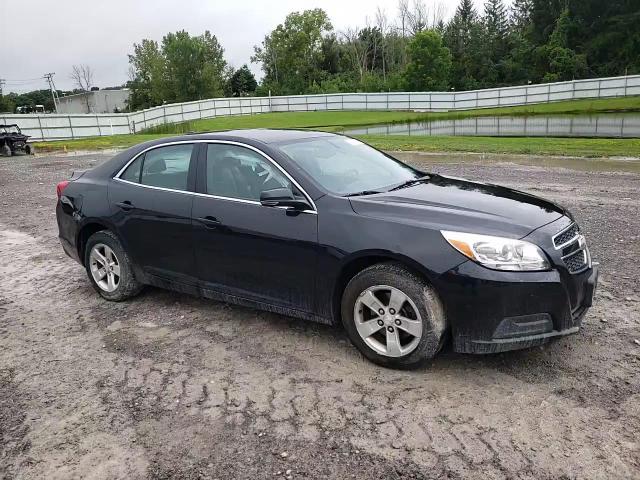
[1,150,639,480]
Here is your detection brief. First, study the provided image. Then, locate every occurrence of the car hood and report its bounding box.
[348,174,566,238]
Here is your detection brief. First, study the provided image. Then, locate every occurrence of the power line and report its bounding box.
[4,79,43,84]
[2,77,46,82]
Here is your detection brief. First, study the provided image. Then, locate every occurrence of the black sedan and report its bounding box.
[56,130,598,368]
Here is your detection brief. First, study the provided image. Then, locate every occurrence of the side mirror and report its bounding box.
[260,188,310,211]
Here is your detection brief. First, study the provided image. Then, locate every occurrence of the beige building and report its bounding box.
[57,89,131,114]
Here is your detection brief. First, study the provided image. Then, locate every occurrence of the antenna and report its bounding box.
[44,72,60,113]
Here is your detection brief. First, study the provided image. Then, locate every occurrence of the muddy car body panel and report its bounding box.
[56,130,598,354]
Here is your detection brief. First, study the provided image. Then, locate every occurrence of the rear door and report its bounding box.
[110,142,198,285]
[191,142,319,312]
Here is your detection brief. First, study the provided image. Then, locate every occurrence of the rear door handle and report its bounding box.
[116,201,134,211]
[197,216,222,229]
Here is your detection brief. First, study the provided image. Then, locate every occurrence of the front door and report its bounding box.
[110,142,197,284]
[191,142,318,312]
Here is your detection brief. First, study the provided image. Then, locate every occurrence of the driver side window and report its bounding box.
[205,144,295,201]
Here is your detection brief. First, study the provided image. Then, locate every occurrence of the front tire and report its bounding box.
[84,230,142,301]
[341,262,446,369]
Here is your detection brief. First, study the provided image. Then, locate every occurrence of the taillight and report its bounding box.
[56,180,70,199]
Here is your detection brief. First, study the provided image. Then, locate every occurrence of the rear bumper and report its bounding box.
[435,261,598,354]
[56,200,82,264]
[59,235,80,263]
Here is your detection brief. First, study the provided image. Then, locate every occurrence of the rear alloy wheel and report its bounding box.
[84,230,142,301]
[89,243,121,293]
[341,262,446,369]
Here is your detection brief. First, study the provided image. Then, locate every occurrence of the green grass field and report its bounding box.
[138,95,640,135]
[34,96,640,157]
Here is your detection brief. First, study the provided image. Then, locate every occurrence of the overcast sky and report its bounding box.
[1,0,493,93]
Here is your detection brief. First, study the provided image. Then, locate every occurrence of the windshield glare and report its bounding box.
[277,136,421,195]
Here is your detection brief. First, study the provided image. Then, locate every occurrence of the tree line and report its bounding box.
[126,31,257,110]
[251,0,639,96]
[2,0,637,113]
[126,0,638,110]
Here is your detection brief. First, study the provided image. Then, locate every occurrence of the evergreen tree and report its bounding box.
[456,0,477,25]
[485,0,509,40]
[534,8,587,82]
[228,65,258,97]
[444,0,484,89]
[482,0,509,85]
[510,0,533,31]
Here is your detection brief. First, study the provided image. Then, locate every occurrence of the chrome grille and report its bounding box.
[553,223,580,248]
[554,222,590,274]
[563,249,588,274]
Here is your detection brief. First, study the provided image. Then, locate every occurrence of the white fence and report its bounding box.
[2,75,639,141]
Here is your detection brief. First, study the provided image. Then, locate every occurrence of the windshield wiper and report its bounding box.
[343,190,384,197]
[388,175,431,192]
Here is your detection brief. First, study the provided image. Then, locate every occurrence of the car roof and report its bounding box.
[162,128,335,145]
[88,129,339,180]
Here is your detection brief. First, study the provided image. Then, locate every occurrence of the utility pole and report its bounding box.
[44,72,60,113]
[0,78,5,98]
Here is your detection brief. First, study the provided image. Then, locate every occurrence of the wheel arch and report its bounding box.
[331,250,437,325]
[76,221,111,264]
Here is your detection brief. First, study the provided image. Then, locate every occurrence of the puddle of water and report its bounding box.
[391,151,640,173]
[34,149,120,158]
[346,113,640,138]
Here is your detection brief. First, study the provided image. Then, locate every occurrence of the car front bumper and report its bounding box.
[434,261,598,354]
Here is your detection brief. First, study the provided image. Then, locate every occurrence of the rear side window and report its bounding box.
[139,144,194,191]
[120,156,142,183]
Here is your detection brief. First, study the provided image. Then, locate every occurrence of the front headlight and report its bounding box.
[441,230,550,271]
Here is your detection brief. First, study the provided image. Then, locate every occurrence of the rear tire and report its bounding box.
[84,230,142,301]
[1,144,10,157]
[341,262,446,369]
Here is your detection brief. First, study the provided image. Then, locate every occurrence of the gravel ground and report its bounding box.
[1,150,639,480]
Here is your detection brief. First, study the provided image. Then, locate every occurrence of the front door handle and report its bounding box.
[116,201,134,211]
[197,216,222,229]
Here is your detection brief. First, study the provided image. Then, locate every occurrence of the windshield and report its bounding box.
[276,136,422,195]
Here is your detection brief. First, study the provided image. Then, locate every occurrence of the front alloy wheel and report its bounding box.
[354,285,423,357]
[341,262,447,369]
